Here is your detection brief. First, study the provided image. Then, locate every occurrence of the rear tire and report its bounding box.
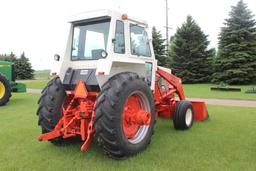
[0,74,12,106]
[173,100,194,130]
[37,77,66,145]
[94,72,155,159]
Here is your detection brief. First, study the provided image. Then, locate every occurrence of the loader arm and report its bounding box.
[154,67,208,121]
[156,67,185,100]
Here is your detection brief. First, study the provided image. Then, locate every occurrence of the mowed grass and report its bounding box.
[34,70,51,80]
[16,70,256,100]
[183,83,256,100]
[17,70,51,89]
[17,80,49,89]
[17,76,256,100]
[0,93,256,171]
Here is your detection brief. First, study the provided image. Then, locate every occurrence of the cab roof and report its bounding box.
[68,9,148,26]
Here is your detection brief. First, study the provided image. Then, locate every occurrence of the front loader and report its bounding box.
[37,10,208,159]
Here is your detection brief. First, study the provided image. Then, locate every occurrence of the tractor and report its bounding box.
[37,10,208,159]
[0,60,26,106]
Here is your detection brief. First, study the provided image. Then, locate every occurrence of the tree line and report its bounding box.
[153,0,256,85]
[0,52,34,79]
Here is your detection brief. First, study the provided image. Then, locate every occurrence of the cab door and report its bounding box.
[127,21,157,89]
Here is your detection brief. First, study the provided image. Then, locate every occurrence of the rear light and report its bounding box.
[97,72,105,75]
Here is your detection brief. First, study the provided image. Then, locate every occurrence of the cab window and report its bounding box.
[71,19,110,60]
[130,24,151,57]
[114,20,125,54]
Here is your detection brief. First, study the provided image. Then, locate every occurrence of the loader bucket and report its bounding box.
[191,100,208,121]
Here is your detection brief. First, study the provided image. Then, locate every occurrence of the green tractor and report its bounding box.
[0,61,26,106]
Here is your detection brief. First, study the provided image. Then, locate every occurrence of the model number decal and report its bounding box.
[80,70,89,75]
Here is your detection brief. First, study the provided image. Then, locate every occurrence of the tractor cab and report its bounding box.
[58,10,157,91]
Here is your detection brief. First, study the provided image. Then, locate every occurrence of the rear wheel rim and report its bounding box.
[0,82,5,99]
[122,91,151,144]
[185,108,192,126]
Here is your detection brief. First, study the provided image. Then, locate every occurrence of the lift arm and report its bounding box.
[156,67,185,100]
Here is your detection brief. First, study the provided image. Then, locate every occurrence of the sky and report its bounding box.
[0,0,256,70]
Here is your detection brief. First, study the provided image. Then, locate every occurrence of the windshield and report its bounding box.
[71,20,110,60]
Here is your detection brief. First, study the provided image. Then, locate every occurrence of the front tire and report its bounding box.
[0,74,12,106]
[94,72,155,159]
[173,100,194,130]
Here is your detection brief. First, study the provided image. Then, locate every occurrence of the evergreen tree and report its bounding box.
[15,52,34,79]
[213,0,256,84]
[0,52,17,62]
[9,52,17,62]
[152,26,166,66]
[168,15,215,83]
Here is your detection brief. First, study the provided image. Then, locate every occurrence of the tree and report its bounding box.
[152,26,166,66]
[168,15,215,83]
[213,0,256,84]
[0,52,17,62]
[1,52,34,79]
[15,52,34,79]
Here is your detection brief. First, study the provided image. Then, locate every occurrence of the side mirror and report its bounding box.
[112,38,116,43]
[54,54,60,61]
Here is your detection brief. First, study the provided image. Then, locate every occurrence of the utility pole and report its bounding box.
[165,0,172,55]
[166,0,169,53]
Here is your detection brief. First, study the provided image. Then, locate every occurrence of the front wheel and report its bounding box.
[94,72,155,159]
[173,100,194,130]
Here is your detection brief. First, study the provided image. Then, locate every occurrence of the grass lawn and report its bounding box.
[17,80,49,89]
[16,77,256,100]
[17,70,50,89]
[183,84,256,100]
[0,93,255,171]
[34,70,51,80]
